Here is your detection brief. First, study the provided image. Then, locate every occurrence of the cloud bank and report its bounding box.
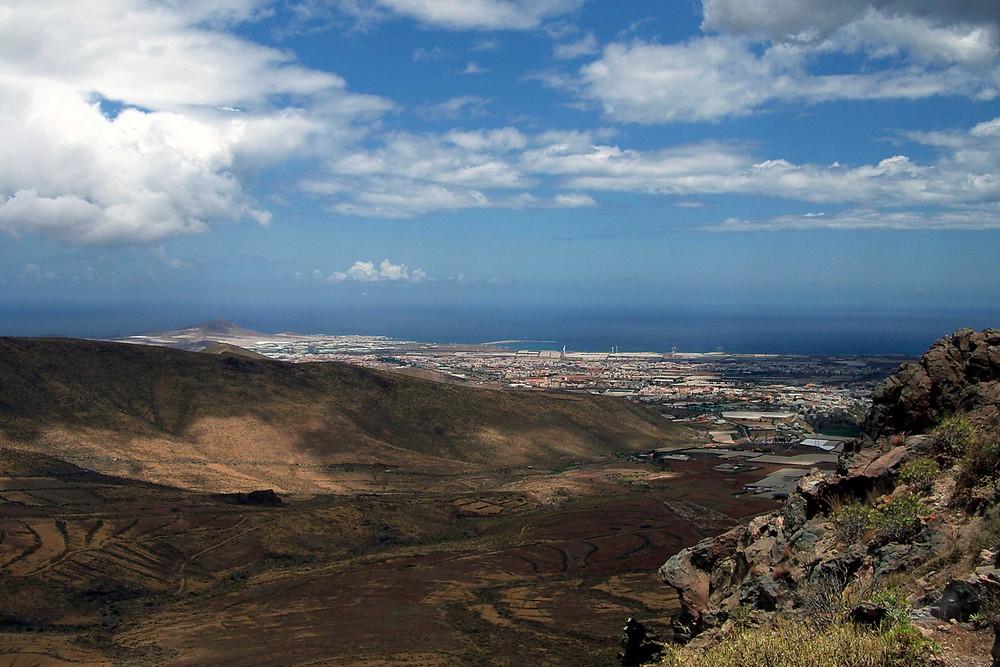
[574,1,999,123]
[0,0,388,244]
[3,0,1000,243]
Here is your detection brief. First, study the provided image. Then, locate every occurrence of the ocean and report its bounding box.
[3,303,997,356]
[214,304,997,356]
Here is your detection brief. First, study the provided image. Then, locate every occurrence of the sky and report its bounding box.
[1,0,1000,341]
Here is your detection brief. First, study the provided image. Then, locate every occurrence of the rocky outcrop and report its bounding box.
[865,328,1000,439]
[660,328,1000,645]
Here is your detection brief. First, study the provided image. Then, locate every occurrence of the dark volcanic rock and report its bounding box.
[658,328,1000,645]
[865,328,1000,438]
[848,602,889,627]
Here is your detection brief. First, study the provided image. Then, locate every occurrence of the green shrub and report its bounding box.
[869,587,912,628]
[898,457,939,496]
[657,616,934,667]
[873,494,925,544]
[959,437,1000,488]
[832,501,877,544]
[833,494,925,545]
[932,416,974,457]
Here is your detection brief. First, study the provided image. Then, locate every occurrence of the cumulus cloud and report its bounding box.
[0,0,389,245]
[578,36,996,123]
[573,1,999,123]
[315,259,428,283]
[702,0,1000,55]
[554,32,599,59]
[463,62,489,74]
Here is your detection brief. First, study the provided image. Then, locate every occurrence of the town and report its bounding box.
[119,323,913,496]
[240,334,907,436]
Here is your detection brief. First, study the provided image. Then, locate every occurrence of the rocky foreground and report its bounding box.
[658,328,1000,665]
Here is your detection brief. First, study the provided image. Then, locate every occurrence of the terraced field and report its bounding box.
[0,455,777,666]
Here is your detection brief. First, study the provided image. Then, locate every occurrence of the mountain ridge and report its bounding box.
[0,336,688,493]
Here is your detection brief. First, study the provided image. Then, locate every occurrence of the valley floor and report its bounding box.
[0,454,777,666]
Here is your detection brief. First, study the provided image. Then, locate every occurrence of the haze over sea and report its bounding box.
[4,303,997,357]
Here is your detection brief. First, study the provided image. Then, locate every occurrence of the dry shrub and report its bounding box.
[932,416,974,458]
[832,501,877,544]
[657,616,933,667]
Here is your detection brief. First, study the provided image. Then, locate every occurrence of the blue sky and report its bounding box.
[1,0,999,338]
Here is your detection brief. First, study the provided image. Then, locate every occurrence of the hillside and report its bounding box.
[0,337,686,493]
[0,336,770,666]
[655,328,1000,666]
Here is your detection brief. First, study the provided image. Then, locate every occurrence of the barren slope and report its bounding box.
[0,338,687,493]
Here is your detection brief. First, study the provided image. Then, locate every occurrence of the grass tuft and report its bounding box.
[657,616,934,667]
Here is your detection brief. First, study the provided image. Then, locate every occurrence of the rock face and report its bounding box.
[659,328,1000,644]
[865,328,1000,439]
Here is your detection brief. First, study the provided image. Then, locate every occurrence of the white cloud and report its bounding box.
[418,96,492,120]
[463,62,489,74]
[301,128,606,217]
[321,259,428,282]
[577,35,996,124]
[554,32,599,59]
[702,0,1000,57]
[412,46,448,62]
[344,0,585,31]
[572,2,1000,124]
[702,207,1000,231]
[0,0,390,245]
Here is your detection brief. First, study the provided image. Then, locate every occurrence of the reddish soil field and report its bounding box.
[1,459,779,665]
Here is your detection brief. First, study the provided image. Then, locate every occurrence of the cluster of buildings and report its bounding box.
[231,336,906,436]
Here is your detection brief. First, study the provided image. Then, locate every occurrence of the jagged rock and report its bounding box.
[658,329,1000,646]
[933,577,985,622]
[783,492,809,534]
[844,444,910,481]
[619,618,663,666]
[738,575,782,611]
[875,541,932,579]
[659,528,748,639]
[865,328,1000,438]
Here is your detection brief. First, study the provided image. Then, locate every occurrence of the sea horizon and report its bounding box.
[2,303,997,357]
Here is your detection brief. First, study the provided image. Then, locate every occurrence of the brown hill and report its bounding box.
[0,337,686,493]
